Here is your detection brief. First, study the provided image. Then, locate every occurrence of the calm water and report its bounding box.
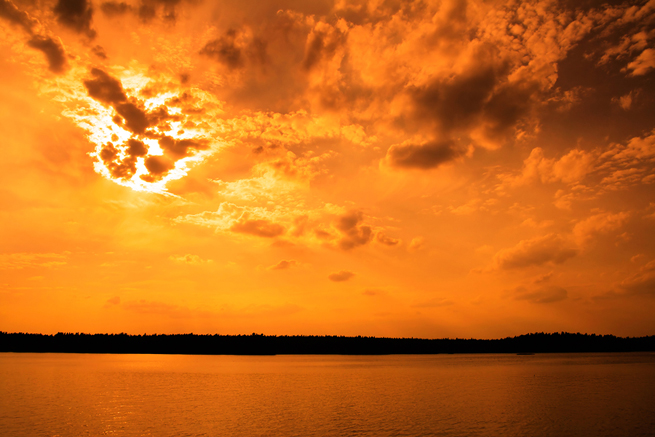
[1,353,654,436]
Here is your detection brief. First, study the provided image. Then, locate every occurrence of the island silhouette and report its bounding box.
[1,331,654,355]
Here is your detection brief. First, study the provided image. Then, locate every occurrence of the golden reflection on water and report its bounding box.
[1,353,654,436]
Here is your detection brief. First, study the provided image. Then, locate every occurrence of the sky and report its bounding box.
[0,0,654,338]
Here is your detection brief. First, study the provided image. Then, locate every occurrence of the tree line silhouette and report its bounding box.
[1,331,654,355]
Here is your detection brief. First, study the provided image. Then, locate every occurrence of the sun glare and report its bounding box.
[62,70,222,194]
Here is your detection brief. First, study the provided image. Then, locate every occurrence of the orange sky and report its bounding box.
[1,0,654,338]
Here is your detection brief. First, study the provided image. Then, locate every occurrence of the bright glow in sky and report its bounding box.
[1,0,654,337]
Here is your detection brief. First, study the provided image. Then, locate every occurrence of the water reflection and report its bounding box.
[1,353,654,436]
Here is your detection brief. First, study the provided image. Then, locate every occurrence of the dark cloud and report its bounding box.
[386,140,459,169]
[0,0,35,33]
[413,71,495,130]
[91,45,107,59]
[26,35,68,74]
[200,28,271,74]
[146,104,178,127]
[99,142,138,179]
[515,286,568,304]
[376,232,400,246]
[165,92,205,115]
[331,0,429,26]
[83,68,127,105]
[303,24,345,70]
[0,0,71,75]
[314,228,334,240]
[192,11,311,112]
[53,0,96,39]
[411,51,506,131]
[479,81,537,143]
[114,101,150,134]
[100,1,132,17]
[99,142,118,162]
[83,69,158,135]
[199,29,247,69]
[142,155,174,181]
[231,218,286,238]
[335,210,373,250]
[138,3,156,21]
[492,234,578,270]
[407,44,535,147]
[111,0,188,24]
[159,136,209,158]
[98,138,150,180]
[126,139,147,157]
[328,270,355,282]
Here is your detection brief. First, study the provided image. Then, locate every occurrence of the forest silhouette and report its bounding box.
[1,331,654,355]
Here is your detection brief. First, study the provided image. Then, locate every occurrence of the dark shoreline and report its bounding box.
[2,331,654,355]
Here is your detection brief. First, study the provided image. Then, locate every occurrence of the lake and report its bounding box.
[1,352,654,436]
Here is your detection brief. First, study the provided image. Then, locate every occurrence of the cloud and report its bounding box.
[514,285,568,304]
[169,254,212,265]
[104,296,120,307]
[0,252,68,269]
[408,237,426,252]
[334,210,373,250]
[91,44,107,59]
[77,69,216,187]
[267,259,297,270]
[533,272,554,284]
[200,29,248,69]
[491,234,578,270]
[409,46,501,124]
[83,68,128,105]
[1,1,71,75]
[362,289,386,296]
[175,202,295,237]
[328,270,355,282]
[0,0,36,33]
[487,211,630,272]
[503,147,595,187]
[159,136,209,158]
[386,140,459,170]
[135,0,194,23]
[617,260,655,296]
[407,42,540,149]
[572,211,630,246]
[496,129,654,205]
[376,232,400,246]
[303,19,346,70]
[627,48,655,76]
[615,91,634,110]
[600,130,655,179]
[231,217,286,238]
[114,101,151,134]
[100,1,132,17]
[142,156,174,180]
[26,35,68,74]
[53,0,96,39]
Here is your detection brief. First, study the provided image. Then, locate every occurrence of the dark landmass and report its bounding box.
[1,331,655,355]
